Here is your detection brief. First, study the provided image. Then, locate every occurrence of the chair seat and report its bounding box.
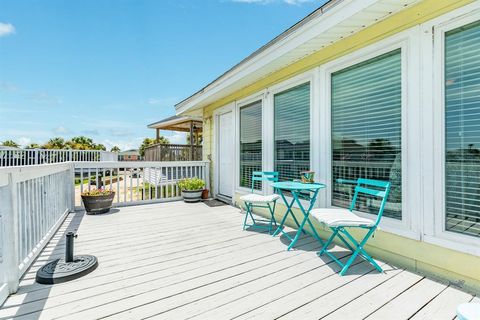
[240,193,280,204]
[311,208,375,227]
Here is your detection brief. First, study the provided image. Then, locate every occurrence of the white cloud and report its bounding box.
[101,138,143,152]
[30,92,63,104]
[232,0,316,4]
[232,0,269,3]
[0,23,15,37]
[109,128,133,137]
[0,82,18,92]
[283,0,314,4]
[147,97,178,107]
[52,126,71,135]
[81,129,100,136]
[18,137,32,147]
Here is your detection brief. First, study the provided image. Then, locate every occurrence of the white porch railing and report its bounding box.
[0,160,208,304]
[0,148,118,167]
[0,163,74,302]
[74,161,210,208]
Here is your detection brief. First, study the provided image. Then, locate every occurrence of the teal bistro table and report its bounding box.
[271,181,326,250]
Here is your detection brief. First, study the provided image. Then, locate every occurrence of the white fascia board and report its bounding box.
[147,116,202,129]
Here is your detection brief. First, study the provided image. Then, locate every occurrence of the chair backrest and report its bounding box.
[251,171,278,193]
[348,178,391,226]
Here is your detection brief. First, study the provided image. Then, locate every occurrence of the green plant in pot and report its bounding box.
[81,188,115,214]
[177,178,205,203]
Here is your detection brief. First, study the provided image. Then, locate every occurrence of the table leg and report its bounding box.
[272,189,305,237]
[272,189,293,237]
[287,189,324,250]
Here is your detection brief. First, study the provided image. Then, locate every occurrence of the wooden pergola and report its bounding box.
[146,115,203,161]
[148,115,203,146]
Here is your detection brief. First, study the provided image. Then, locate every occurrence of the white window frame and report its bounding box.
[422,3,480,256]
[318,28,422,240]
[235,91,266,194]
[266,70,318,208]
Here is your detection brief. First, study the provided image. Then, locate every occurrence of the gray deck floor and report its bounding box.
[0,201,477,320]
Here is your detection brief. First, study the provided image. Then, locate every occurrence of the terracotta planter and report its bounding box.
[201,189,209,199]
[181,189,203,203]
[81,192,115,214]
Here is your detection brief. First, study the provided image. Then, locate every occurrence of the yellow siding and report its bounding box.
[202,110,215,194]
[197,0,479,294]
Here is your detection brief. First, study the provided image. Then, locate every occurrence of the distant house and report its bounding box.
[118,149,142,161]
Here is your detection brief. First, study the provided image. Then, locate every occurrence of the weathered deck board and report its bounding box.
[0,202,474,320]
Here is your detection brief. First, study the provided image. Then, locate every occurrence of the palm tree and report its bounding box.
[1,140,19,148]
[93,143,106,151]
[42,137,66,149]
[25,143,41,149]
[110,146,121,152]
[67,136,94,150]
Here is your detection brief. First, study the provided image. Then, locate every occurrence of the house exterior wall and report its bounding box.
[199,0,480,294]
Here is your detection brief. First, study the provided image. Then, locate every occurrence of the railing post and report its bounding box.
[0,173,19,294]
[69,163,76,211]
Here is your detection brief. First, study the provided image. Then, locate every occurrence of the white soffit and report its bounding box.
[177,0,420,114]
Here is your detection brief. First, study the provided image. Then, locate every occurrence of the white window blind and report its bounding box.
[331,49,402,220]
[240,100,262,190]
[445,20,480,238]
[274,83,310,183]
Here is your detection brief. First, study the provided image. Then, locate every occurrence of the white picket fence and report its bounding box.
[0,160,209,303]
[0,148,118,167]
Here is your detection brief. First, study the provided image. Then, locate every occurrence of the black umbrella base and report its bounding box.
[36,255,98,285]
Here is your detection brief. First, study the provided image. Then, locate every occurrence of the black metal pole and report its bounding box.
[65,232,77,262]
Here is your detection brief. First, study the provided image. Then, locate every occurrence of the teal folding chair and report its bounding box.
[311,178,391,276]
[240,172,280,234]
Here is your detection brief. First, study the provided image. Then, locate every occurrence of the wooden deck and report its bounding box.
[0,201,476,320]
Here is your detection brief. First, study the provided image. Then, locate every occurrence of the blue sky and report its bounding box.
[0,0,326,150]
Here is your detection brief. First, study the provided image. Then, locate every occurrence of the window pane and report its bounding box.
[240,100,262,189]
[445,20,480,238]
[331,49,402,220]
[274,82,310,183]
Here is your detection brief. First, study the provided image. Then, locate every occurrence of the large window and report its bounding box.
[274,83,310,183]
[240,100,262,190]
[331,49,402,220]
[445,20,480,238]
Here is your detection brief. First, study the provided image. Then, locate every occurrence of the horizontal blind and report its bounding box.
[274,83,310,183]
[445,20,480,238]
[331,49,402,220]
[240,100,263,190]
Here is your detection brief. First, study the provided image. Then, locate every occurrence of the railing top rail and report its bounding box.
[0,161,72,173]
[0,148,114,153]
[0,162,72,183]
[73,160,209,169]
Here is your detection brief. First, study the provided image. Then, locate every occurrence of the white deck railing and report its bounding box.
[0,148,118,167]
[74,161,210,208]
[0,160,209,303]
[0,163,74,302]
